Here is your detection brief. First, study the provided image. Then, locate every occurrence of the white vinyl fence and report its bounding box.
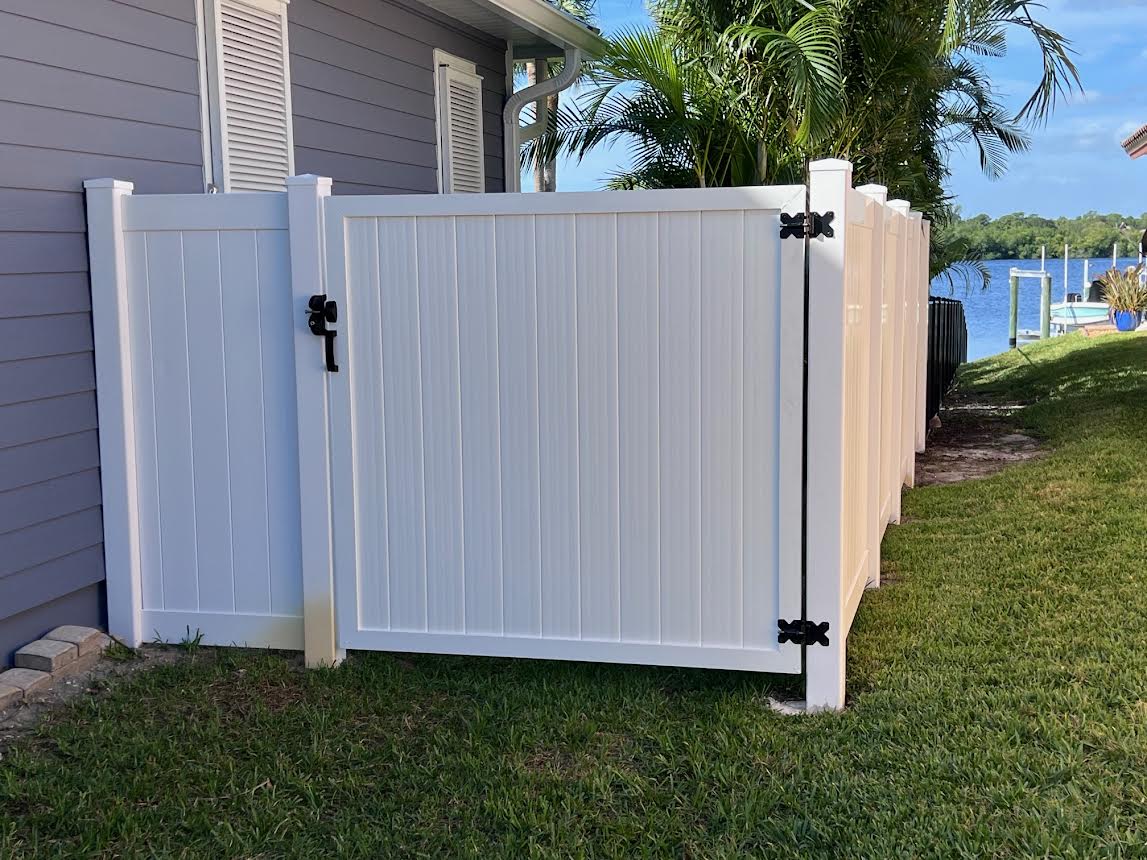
[86,159,929,711]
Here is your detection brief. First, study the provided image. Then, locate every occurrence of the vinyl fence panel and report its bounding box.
[88,162,936,711]
[86,184,304,650]
[323,187,807,673]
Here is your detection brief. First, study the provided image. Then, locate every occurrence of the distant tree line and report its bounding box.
[947,211,1147,261]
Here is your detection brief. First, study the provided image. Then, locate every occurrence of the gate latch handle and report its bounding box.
[308,294,339,372]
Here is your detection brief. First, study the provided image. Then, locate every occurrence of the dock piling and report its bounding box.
[1009,273,1019,348]
[1040,272,1051,340]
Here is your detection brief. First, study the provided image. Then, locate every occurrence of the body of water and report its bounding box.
[932,257,1139,361]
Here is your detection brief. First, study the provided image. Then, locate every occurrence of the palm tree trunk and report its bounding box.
[525,61,539,191]
[542,90,558,192]
[529,60,558,192]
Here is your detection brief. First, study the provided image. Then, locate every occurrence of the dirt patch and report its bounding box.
[0,646,188,755]
[915,394,1044,486]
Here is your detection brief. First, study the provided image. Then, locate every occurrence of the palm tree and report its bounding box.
[827,0,1079,279]
[537,0,1080,275]
[529,1,842,188]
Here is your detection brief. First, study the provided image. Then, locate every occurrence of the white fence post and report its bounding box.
[286,175,344,668]
[887,200,911,508]
[858,184,887,589]
[805,159,851,711]
[916,217,931,453]
[84,179,143,647]
[904,210,924,486]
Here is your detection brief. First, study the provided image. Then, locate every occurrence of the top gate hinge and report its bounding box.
[779,211,835,240]
[778,619,831,647]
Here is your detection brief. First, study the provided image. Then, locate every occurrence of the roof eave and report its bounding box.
[482,0,607,56]
[1121,123,1147,159]
[414,0,606,58]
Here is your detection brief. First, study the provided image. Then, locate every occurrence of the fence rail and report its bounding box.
[926,297,968,421]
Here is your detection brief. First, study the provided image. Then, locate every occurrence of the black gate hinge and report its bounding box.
[779,211,835,240]
[778,619,831,647]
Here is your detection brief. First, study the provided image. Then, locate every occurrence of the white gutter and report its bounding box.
[473,0,606,56]
[503,46,583,193]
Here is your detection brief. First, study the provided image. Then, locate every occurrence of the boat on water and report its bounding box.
[1050,301,1111,330]
[1007,246,1119,345]
[1020,301,1110,341]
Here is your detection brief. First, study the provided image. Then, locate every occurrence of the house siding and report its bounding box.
[289,0,507,194]
[0,0,510,665]
[0,0,205,666]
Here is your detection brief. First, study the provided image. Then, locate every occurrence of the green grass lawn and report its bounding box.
[4,333,1147,858]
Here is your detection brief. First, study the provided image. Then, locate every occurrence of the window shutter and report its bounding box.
[212,0,294,191]
[436,60,485,194]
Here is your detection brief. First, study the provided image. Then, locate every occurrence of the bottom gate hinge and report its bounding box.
[777,619,831,647]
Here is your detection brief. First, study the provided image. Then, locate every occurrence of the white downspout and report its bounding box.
[502,46,583,193]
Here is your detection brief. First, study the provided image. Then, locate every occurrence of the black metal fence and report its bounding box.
[926,296,967,421]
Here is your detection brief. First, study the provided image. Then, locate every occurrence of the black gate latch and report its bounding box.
[779,211,835,240]
[308,294,339,372]
[778,619,831,647]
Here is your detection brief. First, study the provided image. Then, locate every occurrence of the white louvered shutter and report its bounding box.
[436,61,485,193]
[211,0,294,191]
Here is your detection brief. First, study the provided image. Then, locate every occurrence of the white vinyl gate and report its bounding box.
[86,159,930,710]
[323,187,806,673]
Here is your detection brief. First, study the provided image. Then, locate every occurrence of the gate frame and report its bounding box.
[317,183,810,676]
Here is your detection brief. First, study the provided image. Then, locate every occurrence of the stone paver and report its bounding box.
[15,639,77,672]
[0,667,52,695]
[44,625,109,657]
[0,683,21,710]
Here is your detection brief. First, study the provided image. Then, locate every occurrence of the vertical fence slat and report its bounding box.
[221,230,271,617]
[916,218,931,453]
[124,230,163,615]
[344,217,387,631]
[455,216,504,636]
[657,211,701,646]
[888,200,911,513]
[417,217,466,633]
[378,217,428,633]
[259,228,304,618]
[575,212,621,641]
[535,213,582,639]
[147,230,200,614]
[616,212,660,644]
[183,230,235,613]
[858,184,887,587]
[699,210,744,648]
[496,214,542,637]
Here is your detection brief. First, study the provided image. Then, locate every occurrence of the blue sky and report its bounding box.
[549,0,1147,218]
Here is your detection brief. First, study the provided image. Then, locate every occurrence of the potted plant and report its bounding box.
[1100,266,1147,331]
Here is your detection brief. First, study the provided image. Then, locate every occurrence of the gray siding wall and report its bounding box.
[0,0,205,665]
[289,0,507,194]
[0,0,509,665]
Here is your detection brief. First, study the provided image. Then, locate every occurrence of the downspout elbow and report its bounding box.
[502,47,583,193]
